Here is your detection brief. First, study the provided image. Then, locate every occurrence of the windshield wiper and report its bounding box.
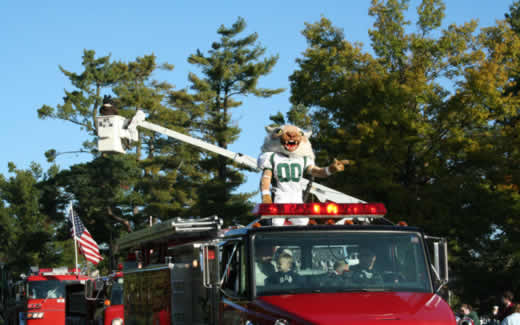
[335,288,371,292]
[338,288,393,292]
[359,288,394,292]
[42,288,57,303]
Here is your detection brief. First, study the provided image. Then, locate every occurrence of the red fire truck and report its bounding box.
[95,110,456,324]
[2,267,94,325]
[112,202,454,325]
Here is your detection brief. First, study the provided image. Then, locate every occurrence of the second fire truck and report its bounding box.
[2,266,94,325]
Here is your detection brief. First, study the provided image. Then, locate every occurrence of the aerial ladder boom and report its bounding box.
[96,111,364,203]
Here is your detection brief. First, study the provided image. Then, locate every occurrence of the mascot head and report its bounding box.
[261,125,315,159]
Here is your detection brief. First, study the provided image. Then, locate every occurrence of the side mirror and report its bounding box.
[202,244,219,288]
[425,236,449,293]
[85,279,105,300]
[434,240,448,283]
[95,279,104,292]
[85,280,95,299]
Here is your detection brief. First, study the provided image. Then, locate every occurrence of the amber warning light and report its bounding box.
[254,203,387,217]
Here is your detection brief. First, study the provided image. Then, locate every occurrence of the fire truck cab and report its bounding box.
[2,266,94,325]
[117,202,455,325]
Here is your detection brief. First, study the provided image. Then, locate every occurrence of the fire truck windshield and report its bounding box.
[27,280,66,299]
[253,231,431,296]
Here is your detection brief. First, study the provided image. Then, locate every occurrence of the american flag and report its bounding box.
[68,206,103,265]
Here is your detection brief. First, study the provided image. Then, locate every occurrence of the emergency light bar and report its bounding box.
[253,203,387,217]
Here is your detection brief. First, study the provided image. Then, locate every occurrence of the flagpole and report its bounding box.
[70,202,79,275]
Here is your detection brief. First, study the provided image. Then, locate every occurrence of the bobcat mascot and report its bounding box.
[258,125,351,226]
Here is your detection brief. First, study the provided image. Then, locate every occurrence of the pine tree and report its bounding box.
[0,163,60,273]
[36,51,205,268]
[169,17,284,223]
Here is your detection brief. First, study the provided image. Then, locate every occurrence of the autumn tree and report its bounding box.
[289,0,520,306]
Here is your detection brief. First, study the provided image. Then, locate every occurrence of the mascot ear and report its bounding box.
[265,125,279,133]
[303,130,312,138]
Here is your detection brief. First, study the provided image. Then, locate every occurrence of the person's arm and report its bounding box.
[368,255,376,271]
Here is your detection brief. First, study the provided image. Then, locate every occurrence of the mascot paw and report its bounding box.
[329,159,352,173]
[262,194,273,204]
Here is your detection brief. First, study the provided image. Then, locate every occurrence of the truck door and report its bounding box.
[219,240,249,325]
[66,283,89,325]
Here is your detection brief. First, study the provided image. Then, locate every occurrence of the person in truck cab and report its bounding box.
[255,244,276,286]
[266,249,301,285]
[349,248,383,282]
[332,260,350,275]
[322,260,351,286]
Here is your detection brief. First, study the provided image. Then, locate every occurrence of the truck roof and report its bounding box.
[222,223,423,238]
[115,203,421,249]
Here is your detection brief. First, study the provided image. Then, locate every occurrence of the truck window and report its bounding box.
[253,231,431,296]
[220,242,247,297]
[27,280,66,299]
[108,279,124,305]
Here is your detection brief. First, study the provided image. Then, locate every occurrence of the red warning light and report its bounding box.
[207,248,216,260]
[255,203,387,216]
[326,203,339,214]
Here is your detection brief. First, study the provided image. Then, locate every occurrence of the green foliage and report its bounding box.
[506,1,520,34]
[268,105,312,131]
[35,50,195,270]
[290,0,520,308]
[169,17,283,223]
[0,164,62,274]
[37,50,128,149]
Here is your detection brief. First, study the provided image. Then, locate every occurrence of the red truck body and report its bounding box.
[116,203,456,325]
[102,271,124,325]
[221,292,455,324]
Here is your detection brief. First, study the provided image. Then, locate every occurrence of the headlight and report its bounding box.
[26,312,44,319]
[111,318,123,325]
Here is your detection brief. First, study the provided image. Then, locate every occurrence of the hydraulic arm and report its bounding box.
[96,111,363,203]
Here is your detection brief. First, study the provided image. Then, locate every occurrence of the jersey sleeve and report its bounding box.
[258,152,273,170]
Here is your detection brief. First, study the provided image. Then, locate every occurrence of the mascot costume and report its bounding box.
[258,124,351,226]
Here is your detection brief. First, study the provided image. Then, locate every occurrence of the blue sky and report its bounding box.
[0,0,515,200]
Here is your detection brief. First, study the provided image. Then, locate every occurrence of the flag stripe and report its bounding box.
[78,242,101,257]
[78,241,102,258]
[68,207,103,265]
